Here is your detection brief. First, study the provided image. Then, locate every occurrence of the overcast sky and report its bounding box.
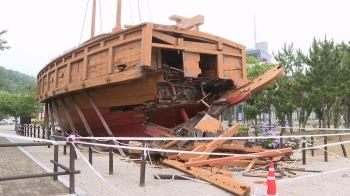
[0,0,349,77]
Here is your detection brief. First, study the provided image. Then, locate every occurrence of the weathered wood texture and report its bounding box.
[37,23,246,103]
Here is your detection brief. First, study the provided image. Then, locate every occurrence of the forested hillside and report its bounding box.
[0,66,36,93]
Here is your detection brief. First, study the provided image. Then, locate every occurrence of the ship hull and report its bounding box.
[56,102,206,138]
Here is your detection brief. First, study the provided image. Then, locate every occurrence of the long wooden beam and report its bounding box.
[178,122,240,161]
[69,93,101,152]
[52,98,65,133]
[44,101,49,139]
[59,96,77,134]
[163,159,250,196]
[220,66,285,100]
[85,90,125,156]
[184,148,293,167]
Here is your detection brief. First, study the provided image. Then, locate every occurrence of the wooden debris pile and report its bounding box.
[128,115,314,196]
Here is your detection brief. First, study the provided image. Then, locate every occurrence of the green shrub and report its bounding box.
[31,119,43,125]
[237,126,249,133]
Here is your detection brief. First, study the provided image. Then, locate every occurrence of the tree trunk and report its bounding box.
[268,107,272,130]
[254,117,259,145]
[335,99,341,133]
[287,113,293,133]
[321,101,327,129]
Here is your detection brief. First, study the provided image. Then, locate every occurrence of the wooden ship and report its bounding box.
[36,0,284,142]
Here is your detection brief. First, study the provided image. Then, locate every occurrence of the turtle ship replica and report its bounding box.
[37,1,285,195]
[37,0,283,142]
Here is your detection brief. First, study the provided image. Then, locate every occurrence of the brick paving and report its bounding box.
[1,125,350,196]
[0,136,69,196]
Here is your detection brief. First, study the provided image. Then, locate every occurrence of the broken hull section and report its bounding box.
[56,103,206,137]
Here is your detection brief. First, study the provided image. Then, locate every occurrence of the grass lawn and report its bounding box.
[282,129,350,157]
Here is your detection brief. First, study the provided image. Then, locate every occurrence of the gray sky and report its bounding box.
[0,0,349,77]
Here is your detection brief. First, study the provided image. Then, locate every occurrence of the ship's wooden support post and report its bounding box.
[53,98,67,155]
[69,94,101,152]
[85,90,125,156]
[180,108,189,121]
[49,99,59,180]
[60,96,78,155]
[30,125,33,137]
[302,137,306,165]
[339,135,347,158]
[44,101,49,140]
[60,96,77,134]
[109,140,113,175]
[139,140,147,187]
[311,135,314,156]
[324,130,328,162]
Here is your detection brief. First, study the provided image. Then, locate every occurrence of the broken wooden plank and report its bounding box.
[163,159,250,196]
[184,148,293,167]
[245,157,258,173]
[178,117,239,161]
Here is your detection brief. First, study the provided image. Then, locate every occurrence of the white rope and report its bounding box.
[75,132,350,141]
[0,132,66,145]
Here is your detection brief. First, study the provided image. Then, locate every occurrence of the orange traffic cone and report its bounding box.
[267,162,278,196]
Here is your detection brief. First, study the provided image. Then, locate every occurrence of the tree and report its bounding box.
[273,43,312,131]
[302,37,343,129]
[0,30,10,54]
[244,60,276,128]
[0,90,41,127]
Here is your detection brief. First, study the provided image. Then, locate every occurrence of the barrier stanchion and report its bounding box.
[311,135,314,156]
[302,137,306,165]
[139,140,147,187]
[324,130,328,162]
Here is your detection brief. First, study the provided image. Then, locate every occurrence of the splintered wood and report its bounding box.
[158,117,294,196]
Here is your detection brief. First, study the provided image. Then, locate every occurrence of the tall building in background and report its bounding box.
[246,42,272,63]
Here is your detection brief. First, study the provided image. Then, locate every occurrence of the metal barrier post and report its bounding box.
[139,140,147,187]
[34,125,36,138]
[63,144,67,155]
[311,135,314,156]
[38,125,41,138]
[302,137,306,165]
[109,140,113,175]
[69,141,76,194]
[53,130,59,181]
[89,145,92,165]
[324,130,328,162]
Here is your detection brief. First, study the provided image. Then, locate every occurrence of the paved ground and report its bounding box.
[1,125,350,196]
[0,136,69,196]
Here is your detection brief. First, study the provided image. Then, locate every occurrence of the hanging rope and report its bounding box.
[79,0,90,44]
[146,0,153,23]
[156,0,168,25]
[129,0,133,25]
[99,0,102,34]
[108,1,115,25]
[137,0,141,23]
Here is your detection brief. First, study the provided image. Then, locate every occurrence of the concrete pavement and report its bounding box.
[1,125,350,196]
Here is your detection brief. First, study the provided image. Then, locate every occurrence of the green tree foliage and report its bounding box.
[0,90,41,124]
[244,60,276,125]
[0,66,37,93]
[302,37,343,128]
[0,30,10,53]
[273,43,311,131]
